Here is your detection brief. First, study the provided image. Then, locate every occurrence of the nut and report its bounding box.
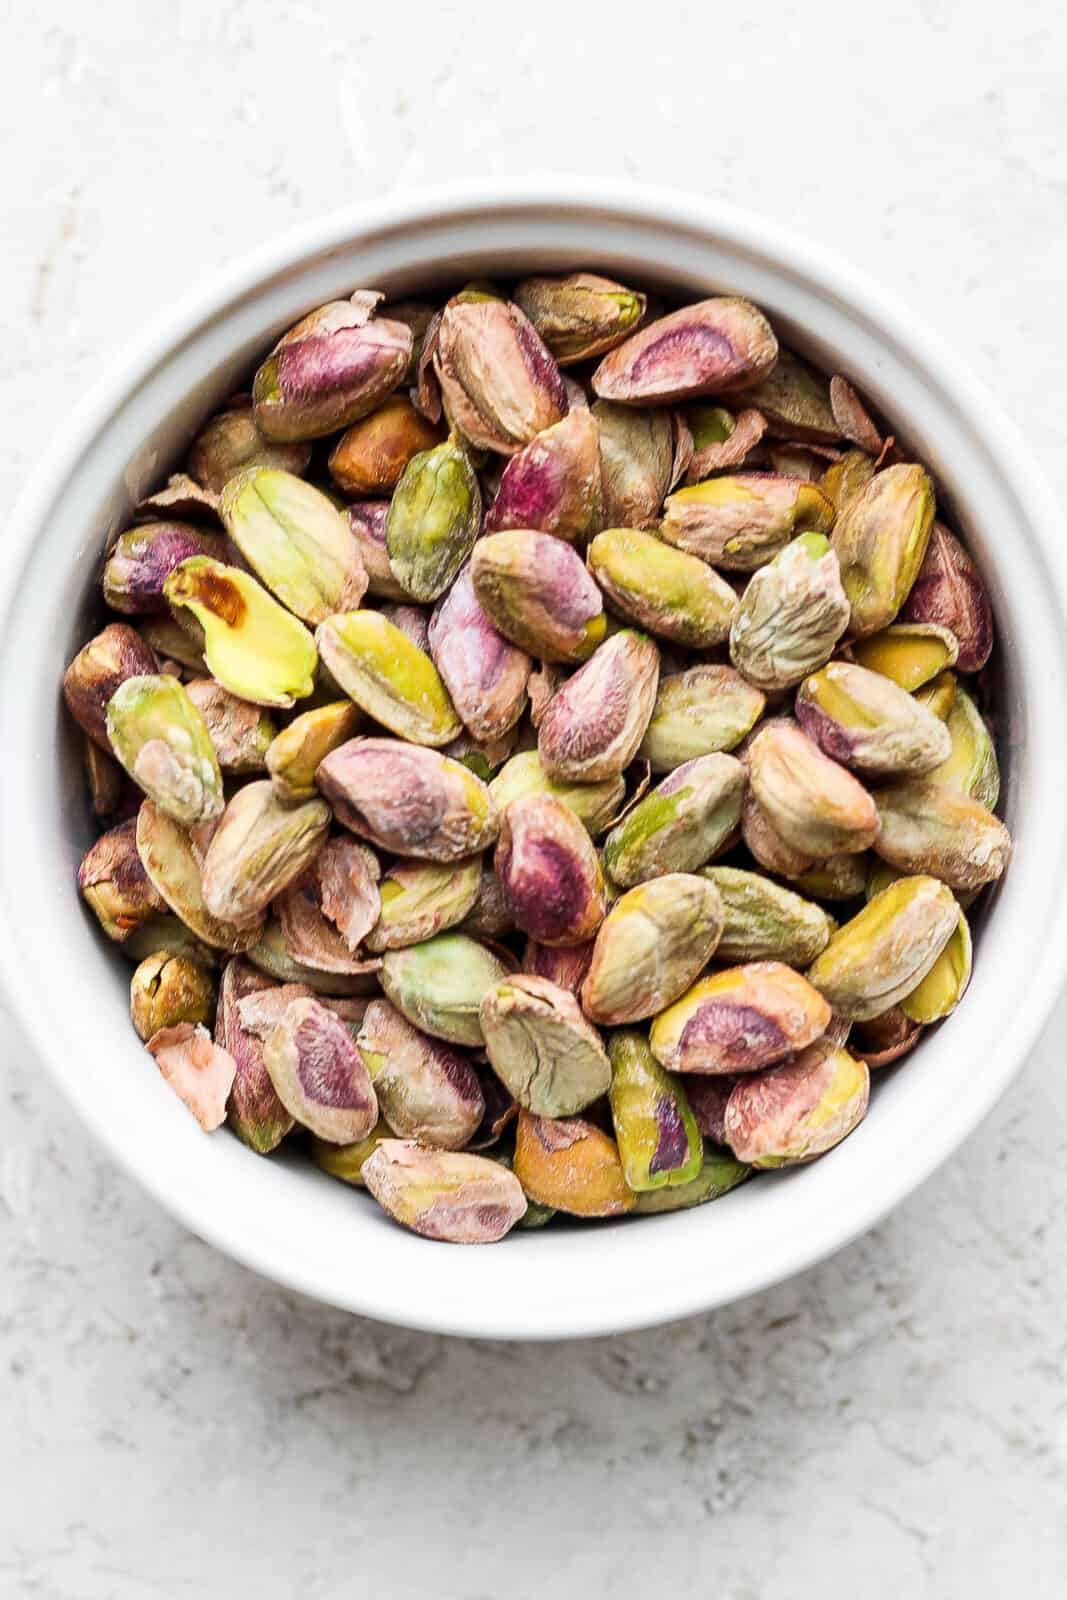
[262,996,378,1142]
[593,400,674,529]
[164,556,318,709]
[607,1029,703,1191]
[603,753,745,886]
[102,522,227,614]
[63,623,159,749]
[316,737,498,861]
[489,749,625,837]
[796,660,952,776]
[682,1075,733,1145]
[820,448,877,514]
[252,299,412,442]
[729,533,851,691]
[661,474,835,571]
[480,974,611,1117]
[513,1111,634,1217]
[244,918,380,996]
[522,937,596,998]
[704,866,834,966]
[328,393,444,495]
[592,297,777,404]
[362,1140,527,1243]
[587,527,739,648]
[275,847,381,975]
[345,500,410,600]
[746,718,880,856]
[850,622,959,690]
[106,674,224,827]
[788,852,870,901]
[215,958,297,1152]
[899,908,972,1023]
[316,611,461,746]
[130,951,215,1041]
[78,816,166,942]
[356,998,484,1149]
[427,562,531,742]
[901,521,993,672]
[380,932,510,1046]
[872,780,1011,891]
[831,463,936,636]
[740,349,838,443]
[538,630,660,782]
[850,1006,922,1070]
[184,678,275,774]
[926,687,1000,810]
[914,669,957,721]
[219,467,367,623]
[581,873,725,1025]
[186,397,312,493]
[366,857,482,952]
[483,409,603,542]
[639,663,765,773]
[513,272,647,365]
[309,1122,396,1185]
[146,1023,237,1132]
[385,438,482,602]
[806,874,960,1020]
[135,801,263,952]
[471,529,606,663]
[434,299,568,454]
[201,781,330,925]
[723,1039,870,1166]
[265,700,362,804]
[496,792,607,946]
[649,961,831,1075]
[632,1149,751,1213]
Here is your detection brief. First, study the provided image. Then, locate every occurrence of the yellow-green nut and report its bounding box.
[789,851,870,901]
[470,529,606,664]
[356,998,485,1150]
[309,1122,395,1186]
[638,664,765,772]
[219,467,368,624]
[632,1147,751,1213]
[513,1110,634,1218]
[649,962,831,1075]
[703,866,834,966]
[135,801,264,953]
[729,533,851,691]
[603,753,745,887]
[741,348,839,443]
[586,527,739,648]
[746,718,880,857]
[184,678,276,774]
[660,473,835,571]
[806,874,960,1020]
[106,674,224,828]
[581,873,725,1026]
[538,630,660,782]
[164,556,318,709]
[795,660,952,776]
[593,400,674,529]
[129,951,215,1041]
[830,463,936,636]
[685,403,736,451]
[380,932,510,1046]
[851,622,959,690]
[201,780,330,925]
[316,737,498,861]
[315,610,461,747]
[265,699,362,804]
[385,438,482,602]
[262,996,379,1143]
[872,781,1011,892]
[363,1139,528,1242]
[479,974,611,1117]
[723,1038,870,1167]
[496,793,606,946]
[819,448,876,513]
[926,687,1000,810]
[365,857,482,951]
[489,750,625,837]
[513,271,647,365]
[607,1029,702,1191]
[899,908,972,1023]
[914,669,957,721]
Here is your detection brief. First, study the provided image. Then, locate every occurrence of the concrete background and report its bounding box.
[2,2,1065,1594]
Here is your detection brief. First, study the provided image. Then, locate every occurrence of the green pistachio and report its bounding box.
[603,753,745,886]
[480,975,611,1117]
[729,533,850,691]
[385,439,482,602]
[587,527,739,648]
[638,664,765,772]
[703,866,834,966]
[661,474,835,570]
[219,467,367,623]
[316,610,461,746]
[366,857,483,952]
[201,781,330,925]
[265,700,362,804]
[806,874,960,1020]
[581,874,725,1026]
[607,1029,702,1191]
[489,750,625,837]
[796,660,953,776]
[831,463,935,636]
[926,687,1000,809]
[380,933,511,1045]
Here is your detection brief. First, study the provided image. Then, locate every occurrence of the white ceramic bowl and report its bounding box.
[3,182,1065,1340]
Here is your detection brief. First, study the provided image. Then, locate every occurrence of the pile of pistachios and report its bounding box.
[65,274,1008,1244]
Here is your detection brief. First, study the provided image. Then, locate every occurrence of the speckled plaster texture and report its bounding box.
[3,2,1066,1594]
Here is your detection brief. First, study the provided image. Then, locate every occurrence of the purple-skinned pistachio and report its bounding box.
[215,957,297,1152]
[479,974,611,1118]
[538,629,660,783]
[607,1029,703,1191]
[103,522,228,615]
[470,530,606,664]
[146,1023,237,1132]
[649,961,832,1075]
[63,623,159,749]
[483,409,603,542]
[252,297,413,442]
[434,299,568,455]
[427,562,532,742]
[661,473,836,571]
[591,297,778,405]
[495,792,607,947]
[345,500,411,600]
[723,1038,870,1166]
[262,996,378,1142]
[186,397,312,493]
[78,815,167,942]
[363,1140,527,1242]
[593,400,674,529]
[901,521,994,672]
[356,999,484,1150]
[327,393,445,496]
[522,936,596,997]
[512,272,648,365]
[316,737,499,862]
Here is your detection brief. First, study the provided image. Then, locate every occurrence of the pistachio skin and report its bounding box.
[496,792,606,947]
[649,962,832,1076]
[184,678,275,774]
[902,521,993,672]
[587,527,739,648]
[724,1039,870,1167]
[316,737,499,862]
[252,301,413,442]
[607,1030,703,1192]
[581,873,725,1026]
[103,522,227,614]
[146,1023,237,1132]
[831,463,936,637]
[63,623,159,750]
[603,753,745,887]
[471,530,606,664]
[434,299,568,455]
[363,1140,527,1243]
[592,297,778,404]
[480,975,612,1118]
[740,349,838,443]
[537,630,660,783]
[346,500,410,600]
[806,875,960,1021]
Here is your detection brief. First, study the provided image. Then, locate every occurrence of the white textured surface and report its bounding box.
[3,2,1066,1593]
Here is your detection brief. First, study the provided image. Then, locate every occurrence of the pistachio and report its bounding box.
[164,557,318,708]
[704,866,834,966]
[495,793,606,947]
[219,467,367,623]
[186,398,312,493]
[317,737,498,861]
[252,299,412,442]
[796,661,952,776]
[483,409,603,542]
[201,782,330,925]
[130,951,215,1041]
[214,958,297,1151]
[513,272,647,365]
[470,530,606,664]
[581,873,725,1025]
[363,1140,527,1242]
[366,857,482,952]
[724,1039,870,1166]
[434,299,567,455]
[327,394,444,496]
[63,623,159,749]
[184,678,275,774]
[806,874,960,1020]
[632,1147,751,1212]
[901,521,993,672]
[592,297,777,404]
[741,349,838,443]
[380,933,510,1045]
[309,1122,396,1185]
[479,974,611,1117]
[106,674,224,828]
[316,611,461,746]
[593,400,674,529]
[899,908,972,1023]
[265,700,362,804]
[926,687,1000,809]
[747,719,880,856]
[427,562,531,741]
[850,622,959,691]
[275,861,380,976]
[607,1029,702,1191]
[138,614,207,677]
[638,664,765,772]
[829,375,885,455]
[146,1023,237,1132]
[261,996,378,1142]
[78,816,167,942]
[661,474,835,571]
[831,463,936,636]
[102,522,227,614]
[83,736,128,819]
[872,781,1011,891]
[740,785,815,877]
[385,438,482,602]
[820,448,877,514]
[245,919,380,995]
[682,1075,733,1144]
[603,753,745,886]
[538,630,660,781]
[356,998,484,1149]
[442,725,518,781]
[522,937,597,997]
[345,500,410,600]
[789,852,870,901]
[684,406,767,479]
[489,750,625,837]
[850,1006,922,1069]
[914,669,957,721]
[649,961,831,1075]
[587,527,739,648]
[513,1111,634,1217]
[459,864,514,940]
[729,533,850,690]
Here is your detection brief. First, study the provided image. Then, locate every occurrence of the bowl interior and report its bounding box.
[3,190,1066,1339]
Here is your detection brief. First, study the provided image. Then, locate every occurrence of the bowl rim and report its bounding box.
[3,178,1066,1339]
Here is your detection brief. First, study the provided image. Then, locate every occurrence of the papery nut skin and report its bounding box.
[215,957,298,1153]
[146,1023,237,1132]
[740,349,838,443]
